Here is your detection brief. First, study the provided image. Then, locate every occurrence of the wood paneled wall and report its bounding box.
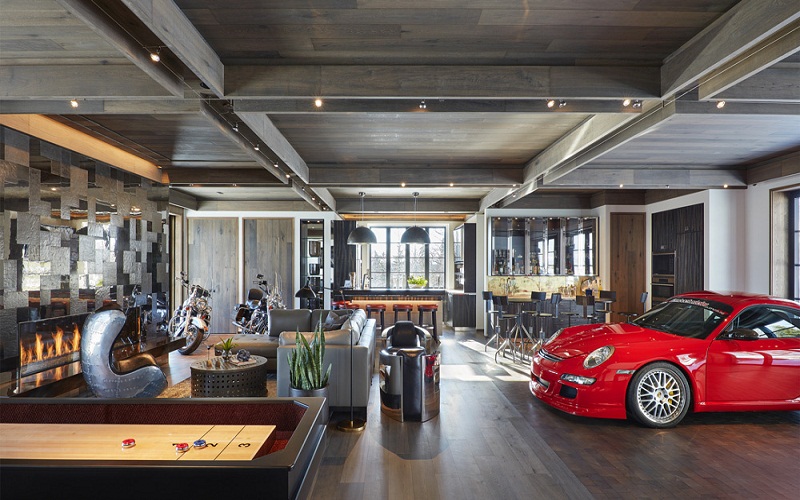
[188,218,238,334]
[333,220,356,289]
[243,218,293,308]
[610,213,646,318]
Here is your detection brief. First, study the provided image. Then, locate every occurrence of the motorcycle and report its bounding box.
[232,273,286,335]
[232,274,268,333]
[167,272,211,354]
[132,286,169,336]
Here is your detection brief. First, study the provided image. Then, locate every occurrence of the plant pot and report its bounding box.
[221,349,232,361]
[289,386,329,422]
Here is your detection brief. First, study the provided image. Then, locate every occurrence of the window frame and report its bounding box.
[789,189,800,301]
[368,225,447,289]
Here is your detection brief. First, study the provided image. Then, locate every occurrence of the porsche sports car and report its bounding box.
[529,291,800,428]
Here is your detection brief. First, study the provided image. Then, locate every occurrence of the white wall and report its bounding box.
[742,173,800,294]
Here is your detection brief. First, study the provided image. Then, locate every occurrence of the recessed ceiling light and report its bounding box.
[723,184,728,188]
[619,184,624,188]
[449,182,454,187]
[401,182,406,187]
[70,99,79,108]
[716,100,726,109]
[622,99,631,107]
[314,98,323,108]
[547,99,556,108]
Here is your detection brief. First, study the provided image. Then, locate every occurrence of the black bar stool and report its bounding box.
[527,291,547,339]
[483,292,500,346]
[417,303,439,344]
[393,303,413,323]
[618,292,648,322]
[595,290,616,323]
[365,303,386,331]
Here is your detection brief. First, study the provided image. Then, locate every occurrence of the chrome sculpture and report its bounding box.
[80,308,167,398]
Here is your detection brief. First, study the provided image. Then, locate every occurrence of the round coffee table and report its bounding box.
[190,355,268,398]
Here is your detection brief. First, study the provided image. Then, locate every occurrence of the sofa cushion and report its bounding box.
[322,310,349,330]
[268,309,312,337]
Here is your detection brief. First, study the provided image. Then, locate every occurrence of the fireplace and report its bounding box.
[14,309,142,394]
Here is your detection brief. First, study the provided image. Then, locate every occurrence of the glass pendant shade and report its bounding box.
[347,225,377,244]
[400,225,430,244]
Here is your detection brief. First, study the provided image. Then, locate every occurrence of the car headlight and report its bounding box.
[583,345,615,369]
[545,328,564,345]
[561,373,596,385]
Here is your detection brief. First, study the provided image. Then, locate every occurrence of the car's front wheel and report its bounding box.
[627,362,690,428]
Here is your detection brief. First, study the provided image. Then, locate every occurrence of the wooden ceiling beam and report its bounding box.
[698,20,800,101]
[225,65,660,99]
[746,150,800,184]
[713,66,800,103]
[55,0,184,97]
[121,0,225,98]
[547,168,746,189]
[198,102,288,184]
[310,165,522,186]
[662,0,800,96]
[237,112,310,184]
[163,168,283,185]
[0,99,201,115]
[233,98,644,114]
[0,65,174,99]
[337,197,478,214]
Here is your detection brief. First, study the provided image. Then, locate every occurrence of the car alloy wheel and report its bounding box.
[627,362,690,428]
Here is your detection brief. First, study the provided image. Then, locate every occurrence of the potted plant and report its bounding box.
[287,322,332,400]
[219,337,236,360]
[407,275,428,289]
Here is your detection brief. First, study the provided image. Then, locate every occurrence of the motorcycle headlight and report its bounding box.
[583,345,615,369]
[194,298,208,312]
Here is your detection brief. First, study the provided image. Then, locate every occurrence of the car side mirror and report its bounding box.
[724,328,759,340]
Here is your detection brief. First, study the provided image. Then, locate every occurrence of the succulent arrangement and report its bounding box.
[287,322,331,391]
[219,337,236,351]
[407,275,428,287]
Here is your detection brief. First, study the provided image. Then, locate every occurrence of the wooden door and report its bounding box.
[188,218,238,334]
[610,213,646,319]
[243,218,294,308]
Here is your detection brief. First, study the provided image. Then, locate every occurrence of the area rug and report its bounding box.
[158,374,277,398]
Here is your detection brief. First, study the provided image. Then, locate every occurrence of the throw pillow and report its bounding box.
[323,311,349,331]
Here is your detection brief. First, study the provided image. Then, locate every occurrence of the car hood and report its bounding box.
[543,323,677,359]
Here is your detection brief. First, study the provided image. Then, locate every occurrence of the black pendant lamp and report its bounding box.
[347,192,377,245]
[400,192,430,244]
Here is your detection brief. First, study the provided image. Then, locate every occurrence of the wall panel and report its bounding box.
[610,213,646,318]
[243,218,293,309]
[188,218,238,333]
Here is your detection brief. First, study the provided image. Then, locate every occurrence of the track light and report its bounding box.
[632,100,642,108]
[622,99,631,107]
[716,100,726,109]
[314,98,323,108]
[149,48,160,62]
[232,122,239,132]
[619,184,624,188]
[69,99,79,108]
[254,143,260,151]
[401,182,406,187]
[419,100,426,109]
[547,99,556,108]
[558,100,567,108]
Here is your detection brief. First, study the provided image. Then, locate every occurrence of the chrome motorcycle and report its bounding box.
[232,274,268,333]
[232,273,285,335]
[168,272,211,354]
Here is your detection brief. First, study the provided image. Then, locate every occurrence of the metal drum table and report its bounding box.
[190,355,268,397]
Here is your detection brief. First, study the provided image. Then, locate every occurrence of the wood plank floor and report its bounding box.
[309,327,800,500]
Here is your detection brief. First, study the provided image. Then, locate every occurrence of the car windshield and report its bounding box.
[633,298,732,339]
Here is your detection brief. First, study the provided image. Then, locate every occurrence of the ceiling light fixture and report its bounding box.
[149,48,160,62]
[347,192,377,245]
[558,100,567,108]
[632,100,642,109]
[619,184,624,188]
[449,182,454,187]
[254,143,260,151]
[419,100,426,109]
[622,99,631,107]
[314,98,323,108]
[716,100,726,109]
[723,184,729,188]
[547,99,556,108]
[70,99,79,108]
[400,192,430,245]
[232,122,239,132]
[401,182,406,187]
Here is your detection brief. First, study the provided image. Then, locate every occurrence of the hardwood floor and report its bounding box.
[309,328,800,500]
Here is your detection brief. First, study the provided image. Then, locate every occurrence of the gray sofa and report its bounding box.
[223,308,376,414]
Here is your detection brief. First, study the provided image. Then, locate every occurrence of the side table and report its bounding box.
[190,355,268,398]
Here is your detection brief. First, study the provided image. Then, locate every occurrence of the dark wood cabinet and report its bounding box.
[333,220,356,289]
[675,231,703,294]
[652,210,677,252]
[454,223,476,293]
[652,203,704,295]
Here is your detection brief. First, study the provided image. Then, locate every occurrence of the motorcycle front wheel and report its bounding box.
[177,324,204,355]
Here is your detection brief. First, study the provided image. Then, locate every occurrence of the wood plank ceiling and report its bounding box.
[0,0,798,215]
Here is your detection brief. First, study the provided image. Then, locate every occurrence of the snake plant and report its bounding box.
[287,320,331,391]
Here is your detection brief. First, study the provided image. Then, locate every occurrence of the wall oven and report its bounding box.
[651,275,675,306]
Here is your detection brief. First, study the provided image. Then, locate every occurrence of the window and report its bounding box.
[368,226,446,289]
[726,306,800,339]
[790,190,800,301]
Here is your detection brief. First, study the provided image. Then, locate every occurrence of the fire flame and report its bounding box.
[20,324,81,366]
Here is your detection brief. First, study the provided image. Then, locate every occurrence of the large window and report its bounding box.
[368,226,446,289]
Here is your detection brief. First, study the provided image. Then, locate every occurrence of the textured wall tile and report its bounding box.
[15,212,39,245]
[3,260,17,290]
[71,299,87,314]
[0,309,19,357]
[123,250,135,273]
[52,246,70,275]
[103,261,117,286]
[78,235,95,261]
[1,127,30,166]
[4,290,29,309]
[39,288,51,305]
[70,166,88,198]
[40,274,60,290]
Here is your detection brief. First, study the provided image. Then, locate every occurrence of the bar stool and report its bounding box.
[618,292,648,322]
[345,302,361,311]
[417,303,439,344]
[332,300,350,310]
[483,292,500,345]
[365,303,387,331]
[540,293,561,338]
[527,292,548,339]
[491,295,518,362]
[595,290,616,323]
[393,303,414,323]
[576,293,596,323]
[561,308,580,327]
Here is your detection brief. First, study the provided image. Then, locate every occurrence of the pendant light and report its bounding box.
[400,192,430,244]
[347,192,377,244]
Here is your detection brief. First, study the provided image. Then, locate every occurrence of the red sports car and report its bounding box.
[529,291,800,427]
